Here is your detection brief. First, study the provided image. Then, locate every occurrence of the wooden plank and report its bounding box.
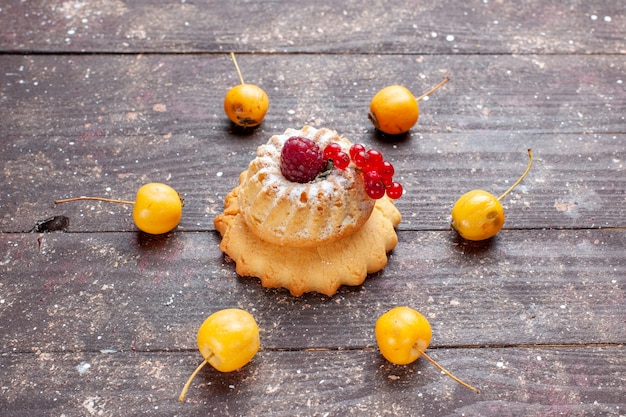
[1,1,623,415]
[5,130,625,233]
[1,229,624,353]
[2,54,624,137]
[0,0,624,54]
[1,54,624,233]
[1,347,624,416]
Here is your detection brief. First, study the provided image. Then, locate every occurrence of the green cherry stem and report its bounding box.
[54,196,134,205]
[497,149,533,201]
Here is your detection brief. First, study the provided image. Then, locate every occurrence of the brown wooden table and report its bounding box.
[1,1,624,416]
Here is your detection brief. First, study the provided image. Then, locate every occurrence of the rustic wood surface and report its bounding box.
[1,1,624,416]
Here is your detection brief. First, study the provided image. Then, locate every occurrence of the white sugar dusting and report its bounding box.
[240,126,373,244]
[76,362,91,375]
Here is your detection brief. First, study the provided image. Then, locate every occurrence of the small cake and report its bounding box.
[214,126,402,296]
[238,126,375,248]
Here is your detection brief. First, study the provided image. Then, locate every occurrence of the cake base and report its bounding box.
[214,172,402,296]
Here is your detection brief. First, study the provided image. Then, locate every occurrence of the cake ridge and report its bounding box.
[237,126,375,248]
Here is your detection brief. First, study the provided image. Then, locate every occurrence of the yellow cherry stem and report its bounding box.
[230,52,245,85]
[415,77,450,102]
[418,349,480,394]
[178,359,208,403]
[497,149,533,201]
[54,196,134,205]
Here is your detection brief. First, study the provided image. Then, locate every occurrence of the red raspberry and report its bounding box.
[280,136,327,183]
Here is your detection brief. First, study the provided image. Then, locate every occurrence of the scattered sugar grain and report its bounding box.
[76,362,91,375]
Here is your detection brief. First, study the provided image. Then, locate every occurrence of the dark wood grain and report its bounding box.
[0,0,624,54]
[1,1,624,416]
[1,54,624,233]
[1,347,624,416]
[1,229,623,353]
[2,54,624,138]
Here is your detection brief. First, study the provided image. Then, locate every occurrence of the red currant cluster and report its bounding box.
[322,142,351,170]
[323,143,403,200]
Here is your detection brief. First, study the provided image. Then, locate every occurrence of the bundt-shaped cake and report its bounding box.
[214,126,402,296]
[237,126,375,248]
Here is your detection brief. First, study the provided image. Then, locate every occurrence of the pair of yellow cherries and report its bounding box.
[54,151,532,241]
[51,55,257,233]
[366,73,534,241]
[178,306,479,403]
[223,53,449,134]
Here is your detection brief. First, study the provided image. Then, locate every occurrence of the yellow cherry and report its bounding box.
[451,190,505,241]
[132,183,183,234]
[196,308,260,373]
[368,77,449,135]
[224,53,269,127]
[376,306,432,365]
[375,306,479,393]
[451,149,533,241]
[179,308,260,402]
[369,85,418,136]
[54,182,183,235]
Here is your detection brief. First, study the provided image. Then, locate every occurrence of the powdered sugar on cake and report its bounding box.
[237,126,376,248]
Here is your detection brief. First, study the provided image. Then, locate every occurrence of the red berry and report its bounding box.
[364,169,381,184]
[280,136,327,183]
[379,161,395,179]
[323,142,343,160]
[332,151,351,170]
[381,175,393,188]
[323,143,350,170]
[365,179,386,199]
[386,182,404,199]
[366,149,384,169]
[353,150,370,168]
[349,143,366,160]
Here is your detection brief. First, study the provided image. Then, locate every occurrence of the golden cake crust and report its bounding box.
[237,126,375,248]
[214,174,401,296]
